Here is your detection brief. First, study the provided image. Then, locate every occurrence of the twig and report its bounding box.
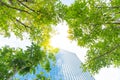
[0,1,30,14]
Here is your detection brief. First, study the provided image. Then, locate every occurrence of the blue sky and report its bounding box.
[61,0,75,5]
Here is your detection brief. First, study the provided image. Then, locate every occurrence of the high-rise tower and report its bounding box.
[49,49,94,80]
[13,49,95,80]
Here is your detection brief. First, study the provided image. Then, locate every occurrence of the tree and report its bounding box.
[0,0,120,79]
[0,0,60,79]
[64,0,120,74]
[0,0,61,47]
[0,43,57,80]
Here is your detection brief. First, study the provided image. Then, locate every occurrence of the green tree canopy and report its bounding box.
[0,43,57,79]
[0,0,60,79]
[0,0,61,47]
[64,0,120,74]
[0,0,120,79]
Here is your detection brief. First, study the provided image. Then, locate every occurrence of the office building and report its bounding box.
[13,49,95,80]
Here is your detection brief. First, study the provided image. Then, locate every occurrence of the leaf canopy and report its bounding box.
[64,0,120,74]
[0,0,120,79]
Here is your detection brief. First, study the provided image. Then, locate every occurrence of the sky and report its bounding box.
[0,32,31,49]
[0,0,120,80]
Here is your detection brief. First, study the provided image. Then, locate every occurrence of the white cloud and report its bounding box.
[0,32,31,49]
[94,66,120,80]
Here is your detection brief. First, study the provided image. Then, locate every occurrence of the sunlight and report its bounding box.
[50,22,87,63]
[50,22,69,48]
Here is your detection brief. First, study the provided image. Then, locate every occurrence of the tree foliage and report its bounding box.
[0,0,59,79]
[0,0,120,79]
[64,0,120,74]
[0,0,61,47]
[0,43,56,79]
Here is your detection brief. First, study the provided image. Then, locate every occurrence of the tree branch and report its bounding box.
[90,44,120,61]
[105,22,120,24]
[17,0,37,13]
[10,18,23,31]
[114,11,120,14]
[97,6,120,9]
[15,18,31,29]
[2,9,28,31]
[0,1,30,14]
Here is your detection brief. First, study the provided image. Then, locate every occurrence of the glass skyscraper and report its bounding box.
[13,49,95,80]
[49,49,95,80]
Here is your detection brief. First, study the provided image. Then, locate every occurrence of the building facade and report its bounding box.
[13,49,95,80]
[48,49,94,80]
